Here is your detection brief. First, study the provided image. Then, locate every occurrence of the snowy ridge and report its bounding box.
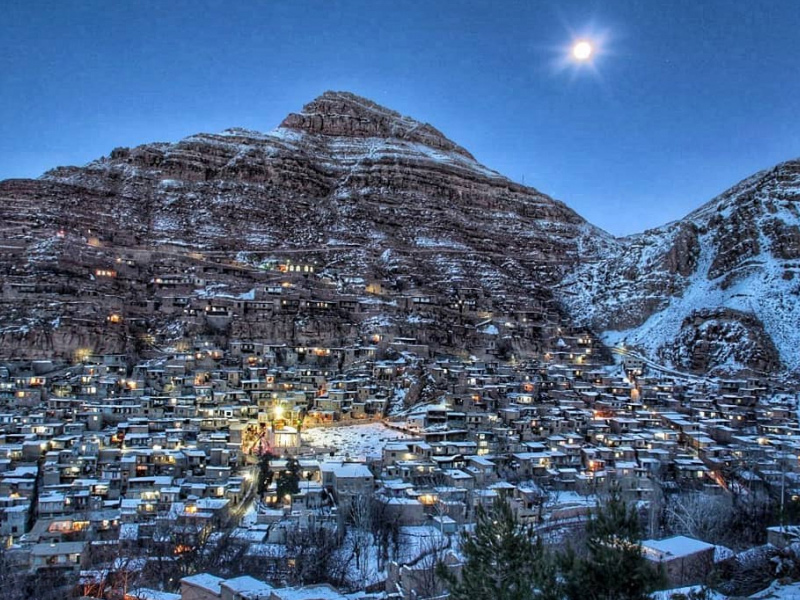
[561,159,800,375]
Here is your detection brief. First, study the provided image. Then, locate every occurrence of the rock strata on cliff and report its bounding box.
[0,91,607,363]
[1,91,799,376]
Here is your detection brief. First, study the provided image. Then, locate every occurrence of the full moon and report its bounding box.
[572,40,593,61]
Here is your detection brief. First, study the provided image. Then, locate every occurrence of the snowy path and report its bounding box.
[612,346,715,384]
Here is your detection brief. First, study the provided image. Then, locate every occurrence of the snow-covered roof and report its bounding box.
[271,583,348,600]
[127,589,181,600]
[333,464,372,479]
[181,573,225,593]
[221,575,274,597]
[642,535,715,560]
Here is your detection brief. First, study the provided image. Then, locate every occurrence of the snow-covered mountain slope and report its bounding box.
[560,159,800,375]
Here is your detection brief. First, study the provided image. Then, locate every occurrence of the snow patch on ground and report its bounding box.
[651,586,725,600]
[300,423,415,459]
[748,580,800,599]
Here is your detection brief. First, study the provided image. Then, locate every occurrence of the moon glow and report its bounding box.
[572,40,593,61]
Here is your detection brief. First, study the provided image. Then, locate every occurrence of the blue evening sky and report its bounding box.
[1,0,798,235]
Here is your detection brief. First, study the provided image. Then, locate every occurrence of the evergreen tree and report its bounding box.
[256,449,275,497]
[276,456,301,501]
[560,485,662,600]
[438,498,559,600]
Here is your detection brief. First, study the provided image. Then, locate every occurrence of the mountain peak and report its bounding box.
[279,90,475,159]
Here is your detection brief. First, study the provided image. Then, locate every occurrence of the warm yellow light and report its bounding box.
[572,40,593,61]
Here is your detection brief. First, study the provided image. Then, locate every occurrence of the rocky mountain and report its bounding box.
[560,159,800,375]
[0,92,609,362]
[0,90,798,377]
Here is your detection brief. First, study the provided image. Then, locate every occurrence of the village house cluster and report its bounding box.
[0,322,798,599]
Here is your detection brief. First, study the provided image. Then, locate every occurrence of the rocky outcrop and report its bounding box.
[668,308,781,375]
[0,323,130,361]
[662,222,701,277]
[280,91,475,159]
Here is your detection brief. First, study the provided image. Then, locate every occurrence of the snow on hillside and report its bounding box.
[652,586,725,600]
[747,581,800,599]
[563,159,800,374]
[601,228,796,368]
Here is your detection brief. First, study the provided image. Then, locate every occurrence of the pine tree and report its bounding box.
[560,485,662,600]
[276,456,301,501]
[255,449,275,497]
[438,498,559,600]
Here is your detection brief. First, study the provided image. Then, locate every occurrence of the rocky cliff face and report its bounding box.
[0,91,609,362]
[560,159,800,375]
[30,91,607,268]
[1,91,798,376]
[280,91,475,158]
